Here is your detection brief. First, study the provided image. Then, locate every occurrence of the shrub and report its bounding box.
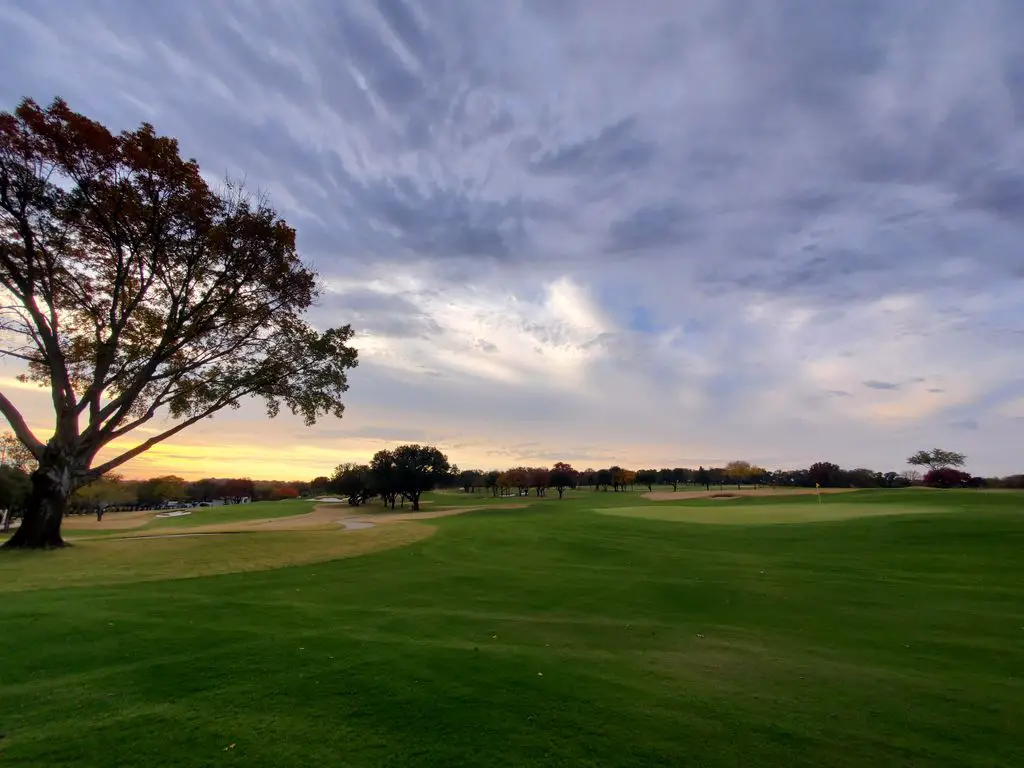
[923,468,972,488]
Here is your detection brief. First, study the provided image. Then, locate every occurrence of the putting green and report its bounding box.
[597,502,956,525]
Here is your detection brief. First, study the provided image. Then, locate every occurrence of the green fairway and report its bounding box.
[599,501,958,524]
[2,489,1023,766]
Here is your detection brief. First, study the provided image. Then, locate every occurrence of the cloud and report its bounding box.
[863,380,901,391]
[1,0,1023,477]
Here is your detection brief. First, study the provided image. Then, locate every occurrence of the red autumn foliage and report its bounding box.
[923,468,972,488]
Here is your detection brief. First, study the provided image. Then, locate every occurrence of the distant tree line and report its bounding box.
[4,437,1016,534]
[315,445,1021,509]
[0,434,311,530]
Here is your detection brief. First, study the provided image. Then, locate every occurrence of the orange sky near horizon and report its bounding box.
[0,372,696,481]
[0,373,366,481]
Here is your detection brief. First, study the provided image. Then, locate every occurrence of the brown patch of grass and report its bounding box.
[113,501,527,536]
[0,524,434,593]
[62,510,153,531]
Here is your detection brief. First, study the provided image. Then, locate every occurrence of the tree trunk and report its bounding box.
[557,488,564,499]
[4,458,77,549]
[411,493,420,511]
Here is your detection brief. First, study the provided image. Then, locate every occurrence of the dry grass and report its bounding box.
[63,510,154,531]
[0,523,435,593]
[73,501,526,538]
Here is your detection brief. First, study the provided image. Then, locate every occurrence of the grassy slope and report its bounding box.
[1,489,1023,767]
[143,499,318,529]
[0,525,433,592]
[599,501,959,524]
[62,499,318,538]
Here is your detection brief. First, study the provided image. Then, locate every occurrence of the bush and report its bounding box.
[923,468,972,488]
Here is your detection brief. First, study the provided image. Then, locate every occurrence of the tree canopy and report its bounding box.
[907,449,967,472]
[0,97,357,548]
[549,462,577,499]
[370,445,451,511]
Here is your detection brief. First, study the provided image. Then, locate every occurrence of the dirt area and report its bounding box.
[643,488,859,502]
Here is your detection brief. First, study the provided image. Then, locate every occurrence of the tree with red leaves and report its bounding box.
[0,98,357,548]
[923,468,972,488]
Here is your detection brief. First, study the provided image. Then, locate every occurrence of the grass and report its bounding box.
[2,488,1023,766]
[0,524,432,592]
[62,499,318,537]
[143,499,317,529]
[599,501,959,524]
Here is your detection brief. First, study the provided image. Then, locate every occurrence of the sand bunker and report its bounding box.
[339,520,376,530]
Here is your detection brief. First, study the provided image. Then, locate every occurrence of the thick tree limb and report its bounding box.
[0,390,44,457]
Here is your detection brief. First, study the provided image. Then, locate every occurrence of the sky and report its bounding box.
[1,0,1023,480]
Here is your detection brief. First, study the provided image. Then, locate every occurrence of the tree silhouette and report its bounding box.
[0,98,357,548]
[549,462,577,499]
[907,449,967,472]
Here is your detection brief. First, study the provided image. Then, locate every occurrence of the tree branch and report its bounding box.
[87,388,261,478]
[0,389,44,458]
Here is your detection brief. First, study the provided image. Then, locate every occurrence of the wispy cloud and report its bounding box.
[1,0,1022,476]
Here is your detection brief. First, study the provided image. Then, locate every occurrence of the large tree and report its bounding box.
[528,466,551,497]
[807,461,844,488]
[371,445,451,511]
[724,460,753,490]
[458,469,483,494]
[549,462,577,499]
[907,448,967,472]
[923,468,972,489]
[331,462,375,506]
[0,98,357,548]
[72,472,134,519]
[483,469,500,497]
[635,469,657,492]
[136,475,187,506]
